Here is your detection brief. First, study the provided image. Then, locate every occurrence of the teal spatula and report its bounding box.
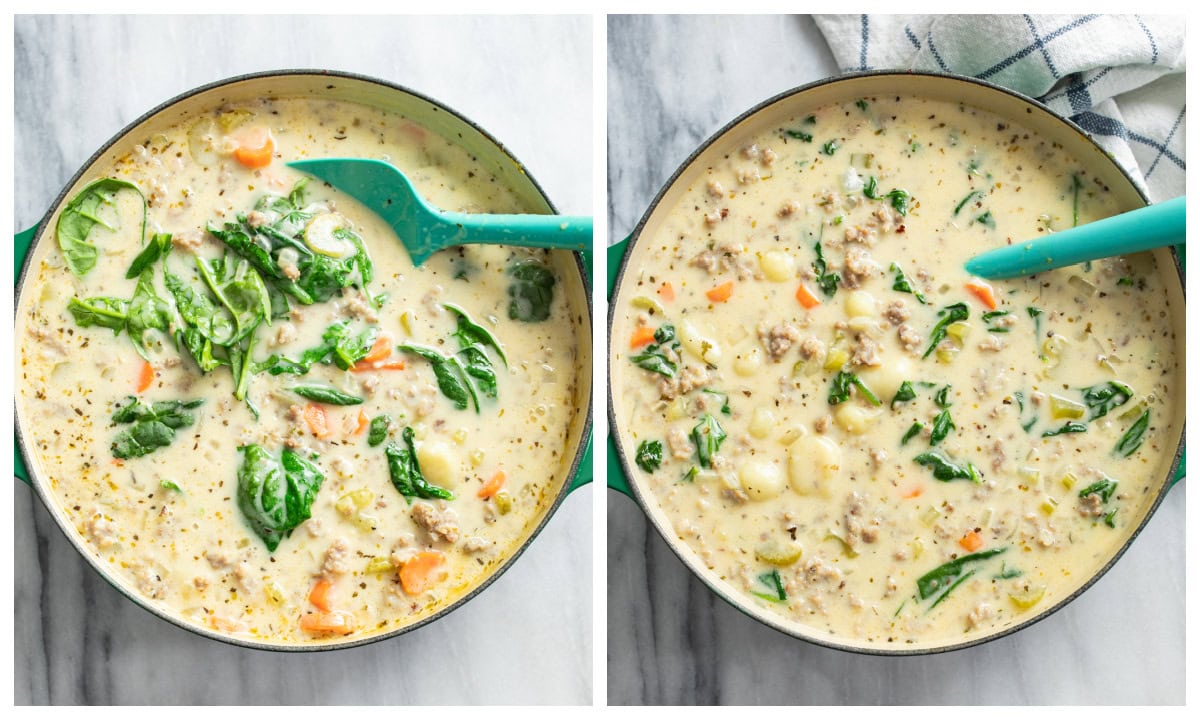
[287,158,591,266]
[964,196,1185,279]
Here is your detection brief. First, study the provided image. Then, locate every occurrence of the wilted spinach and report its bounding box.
[691,414,727,469]
[507,260,556,322]
[922,302,970,359]
[110,397,204,460]
[914,450,981,483]
[635,440,663,473]
[237,444,325,552]
[56,178,147,277]
[889,263,929,304]
[384,426,454,503]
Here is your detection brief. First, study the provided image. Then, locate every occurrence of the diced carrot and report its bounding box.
[232,127,275,169]
[959,530,984,552]
[208,615,244,633]
[304,403,331,439]
[299,610,356,636]
[111,458,125,468]
[308,579,334,611]
[399,550,447,595]
[354,410,369,436]
[630,326,656,349]
[359,335,392,364]
[371,360,407,371]
[965,279,998,310]
[795,283,821,310]
[901,485,923,499]
[657,282,675,302]
[478,470,506,499]
[136,361,155,393]
[706,281,734,303]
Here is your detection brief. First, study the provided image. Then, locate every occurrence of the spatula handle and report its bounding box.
[964,196,1185,279]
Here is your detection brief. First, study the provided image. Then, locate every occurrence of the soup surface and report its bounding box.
[18,95,584,644]
[611,94,1182,648]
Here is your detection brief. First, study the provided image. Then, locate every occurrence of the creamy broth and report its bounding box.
[18,96,584,645]
[612,94,1182,648]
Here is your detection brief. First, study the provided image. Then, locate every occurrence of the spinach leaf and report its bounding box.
[820,140,839,156]
[635,440,664,473]
[399,344,473,411]
[681,466,699,483]
[954,190,985,216]
[914,450,981,483]
[975,211,996,229]
[367,415,392,447]
[1115,409,1150,457]
[993,562,1023,580]
[1080,381,1133,420]
[828,370,881,406]
[68,296,128,333]
[236,444,325,552]
[126,233,173,279]
[126,268,173,361]
[445,303,508,367]
[458,345,498,400]
[901,422,924,446]
[982,309,1011,333]
[56,178,147,276]
[507,260,557,322]
[654,324,676,344]
[195,256,270,343]
[701,389,732,415]
[862,177,912,215]
[812,241,841,297]
[630,326,679,378]
[751,569,787,603]
[855,99,869,112]
[889,263,929,304]
[922,302,970,359]
[164,271,237,346]
[256,322,376,375]
[917,547,1007,603]
[1104,509,1118,528]
[384,426,454,503]
[110,397,204,460]
[691,414,727,469]
[891,381,917,409]
[291,384,364,406]
[1042,421,1088,437]
[178,327,224,373]
[929,410,955,446]
[1079,477,1118,504]
[934,385,952,408]
[785,129,813,143]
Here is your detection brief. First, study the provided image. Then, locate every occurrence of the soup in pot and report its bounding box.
[18,95,585,645]
[611,93,1182,648]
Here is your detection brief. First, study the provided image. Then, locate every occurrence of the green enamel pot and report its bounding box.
[15,69,593,651]
[606,70,1184,655]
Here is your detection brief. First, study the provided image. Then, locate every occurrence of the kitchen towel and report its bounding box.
[813,14,1185,202]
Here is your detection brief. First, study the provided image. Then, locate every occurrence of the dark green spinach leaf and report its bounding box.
[635,440,664,473]
[507,260,556,322]
[384,426,454,503]
[1115,409,1150,457]
[922,302,970,359]
[56,178,147,276]
[889,263,929,304]
[691,414,727,469]
[914,450,981,483]
[237,444,325,552]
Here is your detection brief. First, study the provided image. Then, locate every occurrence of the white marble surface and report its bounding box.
[606,14,1185,705]
[15,14,592,705]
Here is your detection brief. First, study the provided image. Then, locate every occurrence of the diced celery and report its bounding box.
[849,152,875,168]
[265,582,286,605]
[936,346,959,364]
[1060,472,1077,490]
[824,348,849,371]
[1068,275,1097,297]
[1017,467,1041,487]
[665,397,687,421]
[631,295,666,315]
[353,513,378,532]
[912,537,925,559]
[1040,496,1058,516]
[946,321,971,342]
[755,540,804,566]
[336,489,373,516]
[399,311,413,336]
[824,531,859,558]
[470,449,485,467]
[452,429,468,445]
[920,506,940,527]
[1049,394,1086,420]
[1009,585,1046,609]
[365,557,393,574]
[495,491,513,515]
[217,108,255,131]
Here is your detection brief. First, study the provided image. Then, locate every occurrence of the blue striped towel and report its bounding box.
[813,14,1185,202]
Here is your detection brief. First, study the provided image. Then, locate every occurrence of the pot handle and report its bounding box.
[606,237,635,498]
[14,224,37,485]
